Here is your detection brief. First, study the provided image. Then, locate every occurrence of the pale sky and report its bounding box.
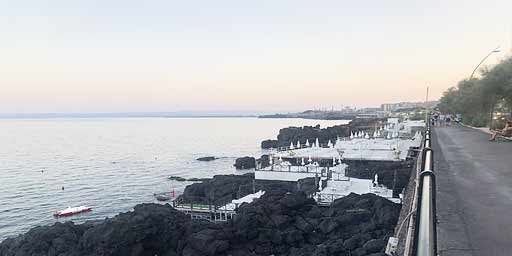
[1,0,511,113]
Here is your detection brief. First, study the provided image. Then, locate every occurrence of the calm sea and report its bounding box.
[0,117,348,241]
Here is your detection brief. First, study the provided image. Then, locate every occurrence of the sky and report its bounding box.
[1,0,511,114]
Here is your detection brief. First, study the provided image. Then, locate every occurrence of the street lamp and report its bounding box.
[469,46,500,80]
[468,46,501,129]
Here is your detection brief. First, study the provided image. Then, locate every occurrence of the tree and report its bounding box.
[438,56,512,127]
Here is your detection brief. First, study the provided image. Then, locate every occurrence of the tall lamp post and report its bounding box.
[469,46,500,128]
[469,46,500,80]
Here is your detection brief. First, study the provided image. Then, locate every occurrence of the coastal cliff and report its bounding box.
[0,192,399,256]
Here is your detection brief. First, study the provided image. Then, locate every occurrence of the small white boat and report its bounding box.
[53,206,92,217]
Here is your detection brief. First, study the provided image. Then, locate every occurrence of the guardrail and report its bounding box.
[412,124,437,256]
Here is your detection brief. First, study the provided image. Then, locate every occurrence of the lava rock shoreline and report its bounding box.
[0,191,400,256]
[261,118,386,149]
[177,173,317,206]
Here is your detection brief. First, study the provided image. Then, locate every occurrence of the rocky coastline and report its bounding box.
[261,118,386,149]
[233,156,256,169]
[197,156,218,161]
[0,118,409,256]
[177,173,317,206]
[0,191,399,256]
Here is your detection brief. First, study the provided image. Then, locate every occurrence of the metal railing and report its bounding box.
[412,125,437,256]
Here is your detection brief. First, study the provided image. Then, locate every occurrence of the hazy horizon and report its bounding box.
[2,0,511,114]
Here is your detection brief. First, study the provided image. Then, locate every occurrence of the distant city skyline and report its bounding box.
[1,0,511,113]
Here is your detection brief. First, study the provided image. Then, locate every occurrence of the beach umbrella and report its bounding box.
[306,139,310,147]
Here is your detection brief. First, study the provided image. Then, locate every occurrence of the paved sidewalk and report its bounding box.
[432,124,512,256]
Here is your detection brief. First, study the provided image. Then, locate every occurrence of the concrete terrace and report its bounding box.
[433,124,512,256]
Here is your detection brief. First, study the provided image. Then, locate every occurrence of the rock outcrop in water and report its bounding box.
[233,156,256,169]
[261,118,386,149]
[197,156,218,161]
[0,192,400,256]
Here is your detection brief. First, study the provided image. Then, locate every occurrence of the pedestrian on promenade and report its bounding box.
[490,120,512,141]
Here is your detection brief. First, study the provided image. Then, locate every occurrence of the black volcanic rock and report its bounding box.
[261,118,386,149]
[77,204,190,256]
[256,155,271,169]
[234,156,256,169]
[344,159,415,193]
[0,204,194,256]
[1,192,400,256]
[261,139,278,149]
[222,192,399,256]
[178,173,254,206]
[197,156,217,161]
[176,173,318,206]
[0,221,90,256]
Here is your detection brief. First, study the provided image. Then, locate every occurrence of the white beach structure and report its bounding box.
[314,177,399,205]
[255,118,425,205]
[220,190,266,211]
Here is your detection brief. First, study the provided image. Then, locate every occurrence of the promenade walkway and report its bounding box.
[433,124,512,256]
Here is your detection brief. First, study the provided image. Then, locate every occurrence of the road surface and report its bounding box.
[433,124,512,256]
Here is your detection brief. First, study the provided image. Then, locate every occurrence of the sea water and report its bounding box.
[0,117,348,241]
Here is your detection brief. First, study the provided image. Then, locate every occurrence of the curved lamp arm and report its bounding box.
[469,46,500,80]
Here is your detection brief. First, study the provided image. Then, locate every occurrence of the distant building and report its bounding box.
[381,101,438,112]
